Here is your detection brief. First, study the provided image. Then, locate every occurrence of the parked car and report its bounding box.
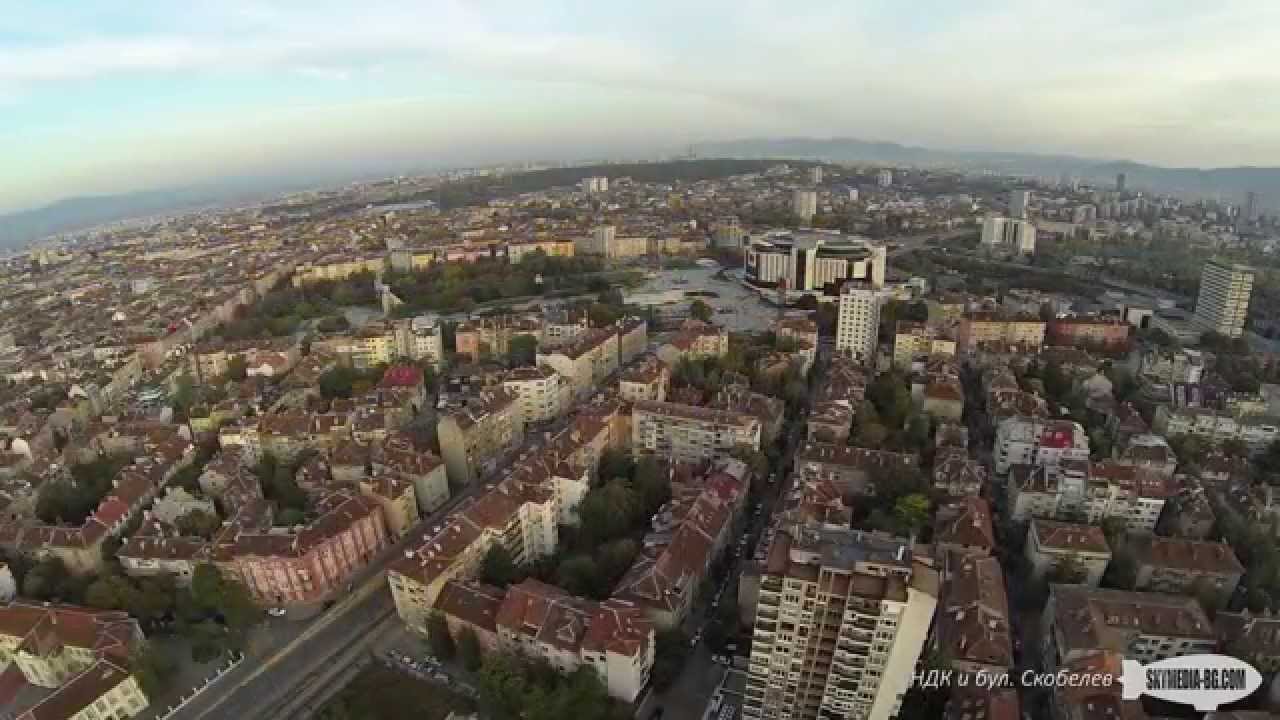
[268,607,287,617]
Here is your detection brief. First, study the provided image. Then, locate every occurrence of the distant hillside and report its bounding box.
[700,137,1280,208]
[0,188,240,250]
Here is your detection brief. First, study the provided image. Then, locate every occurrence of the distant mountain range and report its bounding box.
[0,187,248,251]
[700,137,1279,207]
[5,136,1279,250]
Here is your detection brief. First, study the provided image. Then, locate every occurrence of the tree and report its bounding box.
[507,334,538,368]
[651,628,691,690]
[587,303,619,328]
[481,545,521,588]
[867,372,912,428]
[426,611,457,660]
[690,300,715,323]
[130,644,175,699]
[170,374,196,413]
[458,627,483,671]
[1047,555,1089,585]
[175,509,222,538]
[318,366,359,399]
[893,494,931,536]
[555,555,603,598]
[597,448,635,484]
[226,355,249,382]
[633,457,670,516]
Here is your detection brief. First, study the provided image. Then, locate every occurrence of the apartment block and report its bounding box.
[1008,460,1175,532]
[1194,261,1255,338]
[741,527,939,720]
[1045,318,1132,353]
[618,354,669,404]
[993,417,1089,476]
[537,328,620,399]
[437,388,525,485]
[1041,585,1216,668]
[1153,405,1280,453]
[892,322,956,370]
[631,400,760,464]
[454,315,541,362]
[1024,518,1111,586]
[0,603,149,720]
[502,365,571,425]
[375,433,450,513]
[795,443,918,498]
[956,313,1045,355]
[835,284,880,364]
[933,553,1012,676]
[1130,536,1243,604]
[507,239,576,264]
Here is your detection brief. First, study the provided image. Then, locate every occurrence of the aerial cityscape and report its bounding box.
[8,4,1280,720]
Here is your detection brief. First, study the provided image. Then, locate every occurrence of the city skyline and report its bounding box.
[5,1,1280,213]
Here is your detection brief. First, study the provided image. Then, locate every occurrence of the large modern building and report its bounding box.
[741,527,939,720]
[745,233,886,295]
[980,216,1037,255]
[792,190,818,223]
[1009,190,1031,219]
[835,283,881,363]
[631,400,760,464]
[1193,260,1255,338]
[437,388,526,485]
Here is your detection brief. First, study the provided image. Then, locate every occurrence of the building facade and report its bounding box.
[1194,261,1255,338]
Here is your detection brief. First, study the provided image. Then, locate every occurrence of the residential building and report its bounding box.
[502,365,570,425]
[616,317,648,364]
[396,315,445,368]
[994,417,1089,477]
[933,553,1012,676]
[1009,190,1031,219]
[892,322,955,369]
[741,527,939,720]
[507,239,576,264]
[1008,460,1174,532]
[1046,318,1132,353]
[932,449,987,498]
[1041,585,1216,668]
[375,433,451,513]
[957,313,1045,355]
[614,462,747,629]
[1130,536,1243,605]
[225,491,389,606]
[711,386,786,444]
[980,217,1037,255]
[877,169,893,187]
[437,388,525,485]
[489,580,655,701]
[933,496,995,557]
[658,320,729,365]
[1024,519,1111,586]
[540,306,589,348]
[631,400,760,464]
[454,315,540,362]
[1153,405,1280,452]
[1216,610,1280,672]
[792,190,818,223]
[1194,261,1255,338]
[0,603,148,720]
[292,255,385,287]
[745,233,886,294]
[618,355,669,404]
[536,328,619,399]
[795,443,918,497]
[580,176,609,194]
[835,283,880,363]
[359,474,420,538]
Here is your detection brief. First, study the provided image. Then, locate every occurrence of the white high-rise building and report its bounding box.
[836,284,880,363]
[580,176,609,194]
[980,216,1037,255]
[583,225,616,256]
[792,190,818,223]
[741,528,938,720]
[1194,260,1255,338]
[1009,190,1031,219]
[848,187,859,203]
[876,169,893,187]
[809,166,824,184]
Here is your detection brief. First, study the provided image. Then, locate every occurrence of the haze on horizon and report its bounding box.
[3,0,1279,214]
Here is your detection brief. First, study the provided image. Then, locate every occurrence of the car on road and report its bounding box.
[267,607,287,617]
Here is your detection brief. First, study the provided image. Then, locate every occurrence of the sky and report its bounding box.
[3,1,1280,213]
